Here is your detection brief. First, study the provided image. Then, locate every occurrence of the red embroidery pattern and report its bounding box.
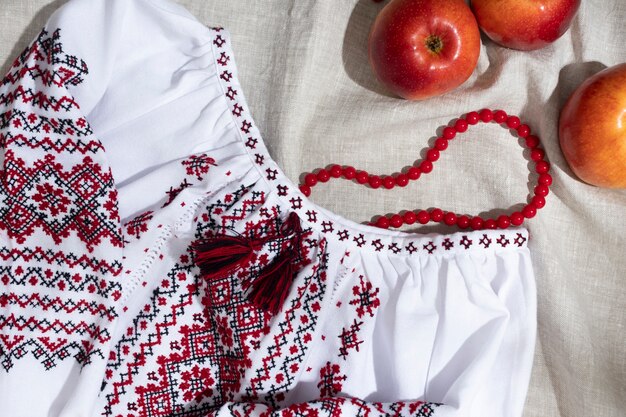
[161,154,219,208]
[317,362,346,397]
[1,110,93,136]
[0,27,122,372]
[214,398,440,417]
[6,28,89,88]
[125,211,154,240]
[181,154,217,181]
[1,264,122,300]
[349,275,381,319]
[179,364,216,403]
[0,335,103,371]
[0,131,103,154]
[0,314,109,343]
[0,293,115,320]
[162,179,192,208]
[1,151,121,250]
[337,319,363,360]
[0,246,123,275]
[244,247,325,405]
[0,27,122,251]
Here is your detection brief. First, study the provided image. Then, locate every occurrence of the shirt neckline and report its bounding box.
[203,25,529,256]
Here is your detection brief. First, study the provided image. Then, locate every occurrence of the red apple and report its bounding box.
[471,0,581,51]
[368,0,481,100]
[559,63,626,188]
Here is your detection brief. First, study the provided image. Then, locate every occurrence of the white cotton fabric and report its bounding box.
[0,1,537,416]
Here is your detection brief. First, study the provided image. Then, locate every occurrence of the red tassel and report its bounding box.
[194,213,305,315]
[280,212,302,235]
[193,235,261,280]
[242,250,296,315]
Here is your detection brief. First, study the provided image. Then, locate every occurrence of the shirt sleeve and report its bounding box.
[0,1,126,416]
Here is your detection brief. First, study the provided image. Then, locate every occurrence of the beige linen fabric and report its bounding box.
[1,1,624,416]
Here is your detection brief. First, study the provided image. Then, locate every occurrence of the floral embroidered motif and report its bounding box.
[317,362,346,397]
[349,275,380,319]
[181,154,217,181]
[338,319,363,360]
[125,211,154,240]
[1,152,122,250]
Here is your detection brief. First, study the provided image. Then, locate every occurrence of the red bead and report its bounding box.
[299,184,311,197]
[395,174,409,187]
[494,110,508,123]
[444,212,457,226]
[407,167,421,180]
[484,219,497,229]
[510,211,524,226]
[435,138,448,150]
[457,215,470,229]
[443,127,456,139]
[522,204,537,218]
[417,210,430,224]
[532,195,546,209]
[375,216,390,229]
[304,173,318,187]
[368,175,382,189]
[390,214,403,228]
[455,119,468,132]
[470,216,483,230]
[466,111,480,125]
[479,109,493,122]
[383,176,395,189]
[329,164,343,178]
[430,208,444,222]
[534,184,549,197]
[516,124,530,137]
[426,148,440,162]
[497,215,511,229]
[530,149,545,161]
[420,160,433,173]
[538,173,553,186]
[403,211,417,225]
[506,115,521,129]
[535,161,550,174]
[343,166,356,179]
[316,169,330,183]
[356,170,369,184]
[525,135,540,149]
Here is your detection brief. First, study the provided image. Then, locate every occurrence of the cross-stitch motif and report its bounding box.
[0,27,122,372]
[338,319,363,360]
[349,275,381,319]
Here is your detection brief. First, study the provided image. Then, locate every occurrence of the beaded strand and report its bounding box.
[298,109,551,230]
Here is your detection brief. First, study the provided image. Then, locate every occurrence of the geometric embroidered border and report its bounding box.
[0,335,105,371]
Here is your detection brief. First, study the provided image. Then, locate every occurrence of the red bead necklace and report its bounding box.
[298,109,551,231]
